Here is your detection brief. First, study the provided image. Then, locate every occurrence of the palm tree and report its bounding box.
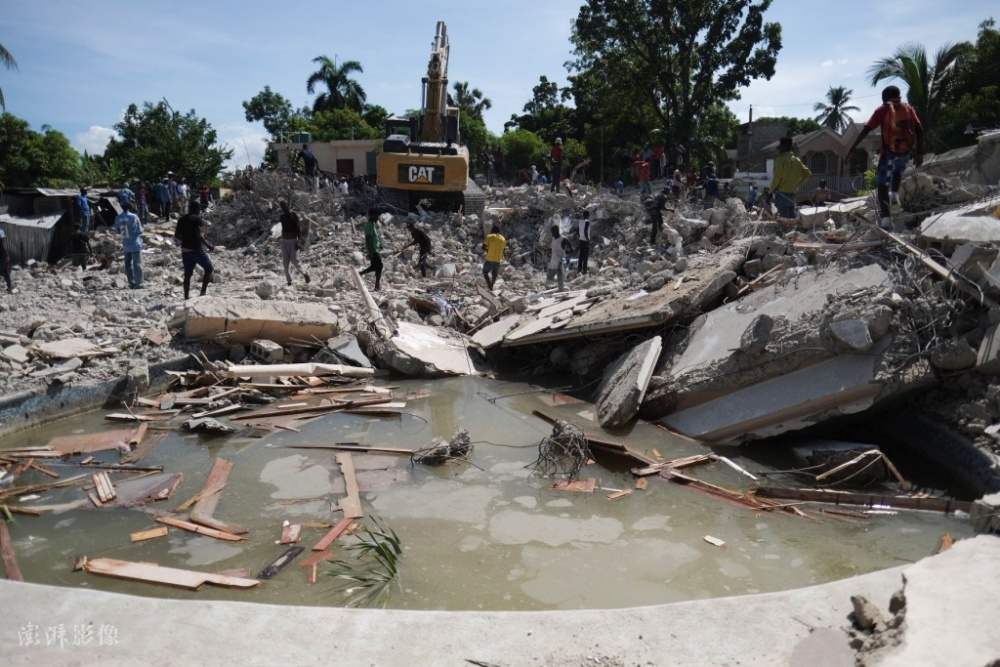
[813,86,859,134]
[0,42,18,110]
[866,41,972,143]
[305,56,366,115]
[448,82,492,121]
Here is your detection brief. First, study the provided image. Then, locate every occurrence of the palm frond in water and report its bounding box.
[326,515,403,608]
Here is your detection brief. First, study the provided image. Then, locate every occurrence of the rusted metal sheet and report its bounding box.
[0,213,66,264]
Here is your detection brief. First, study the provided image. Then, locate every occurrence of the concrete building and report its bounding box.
[271,139,379,178]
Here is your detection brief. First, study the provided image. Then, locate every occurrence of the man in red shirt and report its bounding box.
[634,159,652,195]
[550,138,563,193]
[844,85,924,231]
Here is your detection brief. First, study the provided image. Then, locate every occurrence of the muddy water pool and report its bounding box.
[2,376,973,610]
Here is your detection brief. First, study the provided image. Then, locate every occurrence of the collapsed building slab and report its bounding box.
[595,336,662,428]
[177,298,340,346]
[917,199,1000,246]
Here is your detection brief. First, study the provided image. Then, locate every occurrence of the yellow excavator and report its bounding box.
[376,21,484,215]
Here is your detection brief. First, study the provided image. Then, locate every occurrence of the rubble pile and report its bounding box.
[2,163,1000,474]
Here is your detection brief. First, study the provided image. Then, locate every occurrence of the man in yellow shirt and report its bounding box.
[769,136,811,219]
[481,225,507,291]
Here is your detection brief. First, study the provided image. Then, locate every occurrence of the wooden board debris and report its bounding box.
[110,473,183,508]
[121,433,167,464]
[335,453,364,519]
[607,488,633,500]
[189,458,247,535]
[47,428,136,455]
[85,557,259,590]
[752,487,972,514]
[155,515,247,542]
[552,477,597,493]
[704,535,727,549]
[130,526,169,542]
[312,518,355,551]
[299,549,334,568]
[92,472,117,503]
[279,523,301,544]
[0,520,23,581]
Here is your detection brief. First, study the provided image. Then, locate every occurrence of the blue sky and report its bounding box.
[1,0,994,169]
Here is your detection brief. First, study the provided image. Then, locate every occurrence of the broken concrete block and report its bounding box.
[829,320,873,352]
[323,333,373,368]
[595,336,662,428]
[797,206,832,230]
[2,344,29,364]
[255,282,277,300]
[850,594,884,631]
[931,338,977,371]
[181,298,340,346]
[250,339,284,364]
[739,314,773,355]
[33,338,104,360]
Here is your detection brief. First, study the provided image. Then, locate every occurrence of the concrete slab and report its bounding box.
[595,336,663,428]
[976,324,1000,375]
[32,338,104,360]
[917,200,1000,245]
[668,264,889,382]
[181,298,340,346]
[325,333,373,368]
[2,344,29,364]
[471,314,520,349]
[662,353,882,443]
[391,321,477,376]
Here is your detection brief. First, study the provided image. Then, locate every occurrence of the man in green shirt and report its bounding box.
[769,136,812,219]
[359,207,383,291]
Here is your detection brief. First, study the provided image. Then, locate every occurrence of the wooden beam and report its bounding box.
[752,487,971,514]
[335,453,363,519]
[0,520,23,581]
[155,515,248,541]
[312,518,355,551]
[85,557,259,590]
[130,526,169,542]
[189,458,247,535]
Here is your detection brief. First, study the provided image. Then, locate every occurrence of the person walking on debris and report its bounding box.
[635,157,652,195]
[155,178,171,218]
[549,138,563,192]
[70,225,91,268]
[577,210,592,275]
[746,182,759,210]
[114,202,144,289]
[648,188,670,245]
[672,166,684,201]
[359,207,384,291]
[278,200,311,287]
[0,227,13,293]
[769,136,811,220]
[77,187,92,235]
[811,179,831,206]
[301,144,319,189]
[843,84,924,232]
[175,201,216,300]
[117,183,134,208]
[546,224,569,292]
[136,182,149,223]
[481,224,506,291]
[403,220,432,278]
[703,164,720,208]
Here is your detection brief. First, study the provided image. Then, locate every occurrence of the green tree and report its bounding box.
[448,82,492,121]
[0,42,16,110]
[813,86,860,134]
[936,19,1000,149]
[103,100,233,185]
[0,113,80,186]
[570,0,782,149]
[242,85,296,138]
[507,76,577,145]
[362,104,390,136]
[306,56,366,114]
[756,116,823,137]
[497,128,549,176]
[866,40,972,146]
[309,108,380,142]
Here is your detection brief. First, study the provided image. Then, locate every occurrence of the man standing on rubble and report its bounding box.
[174,201,215,300]
[301,144,319,190]
[549,138,563,192]
[114,202,144,289]
[648,188,670,245]
[359,207,383,291]
[769,137,812,219]
[843,85,924,231]
[278,200,311,287]
[546,225,569,292]
[0,227,13,293]
[403,220,432,278]
[77,187,92,235]
[481,224,506,291]
[577,210,591,275]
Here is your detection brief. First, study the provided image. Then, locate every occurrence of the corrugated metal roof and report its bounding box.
[0,212,64,230]
[34,188,83,197]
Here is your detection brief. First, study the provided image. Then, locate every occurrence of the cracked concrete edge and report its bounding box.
[0,562,907,667]
[0,352,204,439]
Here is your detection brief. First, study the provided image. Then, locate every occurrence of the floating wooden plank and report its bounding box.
[110,473,182,508]
[215,567,251,578]
[632,453,717,477]
[130,526,169,542]
[92,472,116,503]
[47,428,137,455]
[279,523,301,544]
[129,423,149,448]
[752,487,972,514]
[299,549,334,568]
[276,443,413,456]
[155,515,248,542]
[122,433,167,464]
[607,488,633,500]
[704,535,727,549]
[552,478,596,493]
[189,458,247,536]
[30,461,60,478]
[85,557,259,590]
[258,546,304,580]
[335,453,363,519]
[635,478,648,491]
[0,520,24,581]
[312,518,355,551]
[88,492,103,508]
[0,473,89,503]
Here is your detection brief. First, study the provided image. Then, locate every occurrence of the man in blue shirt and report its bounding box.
[117,183,134,208]
[77,187,92,235]
[114,203,144,289]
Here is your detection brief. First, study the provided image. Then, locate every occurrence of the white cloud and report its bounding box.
[74,126,117,156]
[217,122,271,171]
[820,60,834,68]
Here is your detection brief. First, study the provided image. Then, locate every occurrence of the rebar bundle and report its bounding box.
[411,426,472,466]
[531,419,593,479]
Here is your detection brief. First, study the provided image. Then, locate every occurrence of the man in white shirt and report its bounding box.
[577,211,591,275]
